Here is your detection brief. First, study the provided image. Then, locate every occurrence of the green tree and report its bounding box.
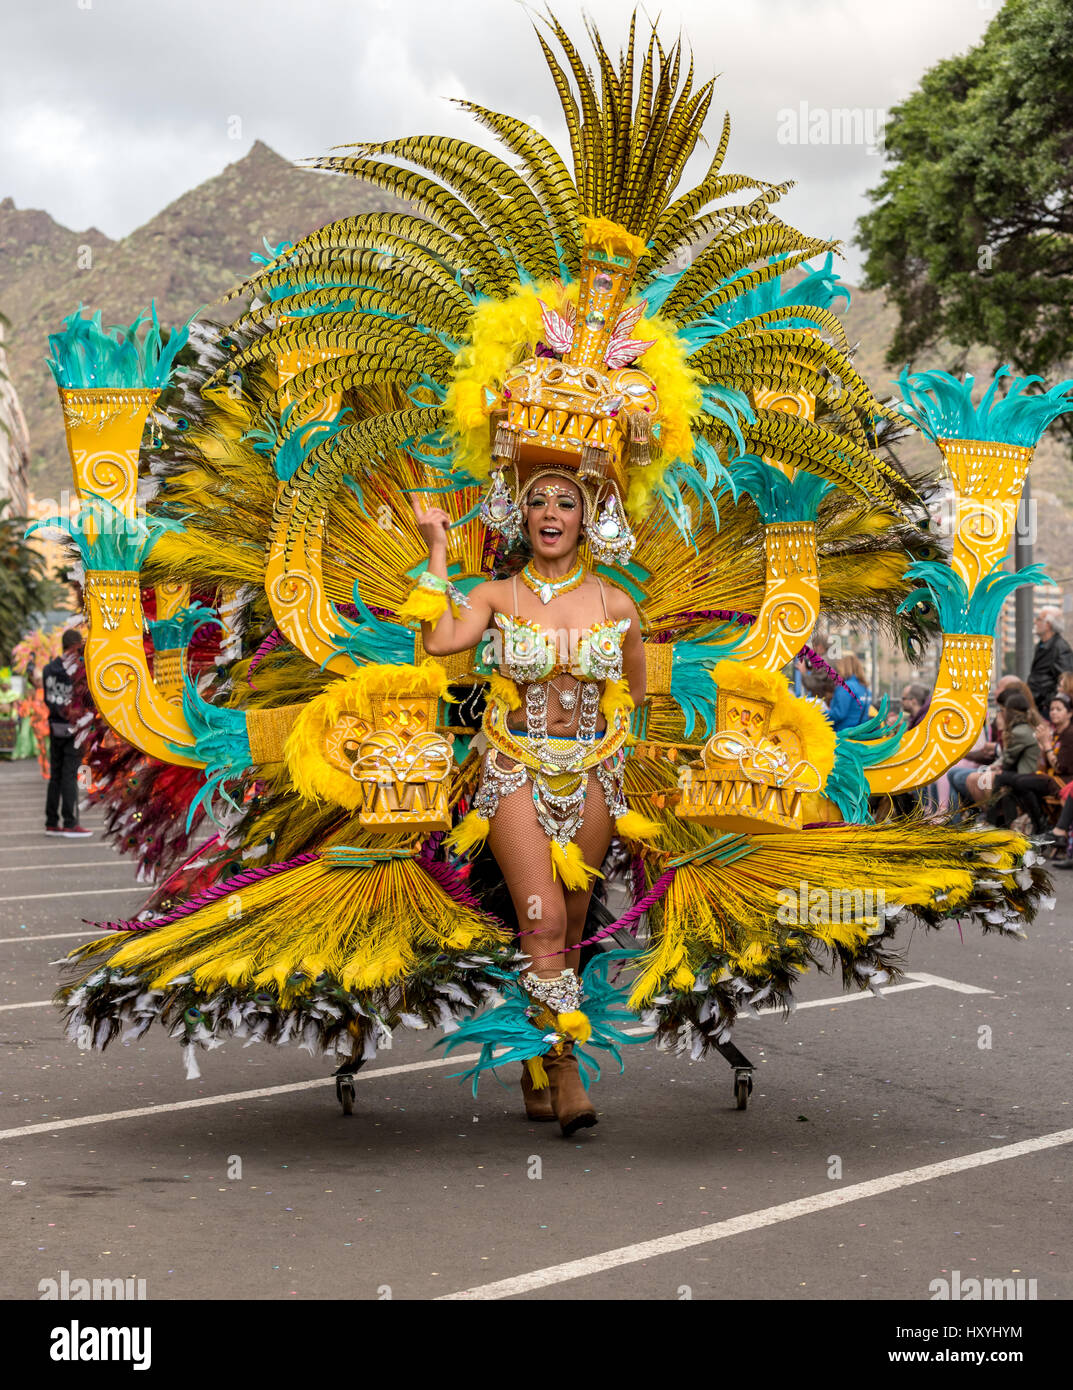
[0,498,56,664]
[857,0,1073,448]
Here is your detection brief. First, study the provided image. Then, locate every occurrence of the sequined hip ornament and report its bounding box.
[475,678,629,849]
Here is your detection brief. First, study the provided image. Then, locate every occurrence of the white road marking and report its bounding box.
[0,1054,483,1141]
[438,1127,1073,1300]
[0,846,120,854]
[0,972,998,1128]
[0,886,145,903]
[0,930,101,945]
[0,862,128,872]
[0,827,105,837]
[901,971,992,995]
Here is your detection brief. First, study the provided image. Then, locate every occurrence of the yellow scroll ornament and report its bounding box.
[865,634,993,795]
[59,387,159,508]
[83,570,201,767]
[730,522,820,670]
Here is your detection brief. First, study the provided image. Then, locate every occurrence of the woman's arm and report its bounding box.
[409,496,496,655]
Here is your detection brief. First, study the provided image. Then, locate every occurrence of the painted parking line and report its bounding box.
[0,827,105,837]
[0,1054,483,1142]
[437,1126,1073,1300]
[0,886,146,904]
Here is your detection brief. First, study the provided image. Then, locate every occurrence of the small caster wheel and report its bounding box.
[336,1074,356,1115]
[734,1068,752,1111]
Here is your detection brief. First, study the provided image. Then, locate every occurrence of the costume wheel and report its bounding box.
[333,1058,365,1115]
[734,1068,753,1111]
[335,1074,356,1115]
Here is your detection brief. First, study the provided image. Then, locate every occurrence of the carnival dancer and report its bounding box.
[411,471,645,1131]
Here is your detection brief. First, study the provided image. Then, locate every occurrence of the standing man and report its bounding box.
[43,629,92,838]
[1027,607,1073,713]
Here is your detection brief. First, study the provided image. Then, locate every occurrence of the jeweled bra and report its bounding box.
[486,613,630,683]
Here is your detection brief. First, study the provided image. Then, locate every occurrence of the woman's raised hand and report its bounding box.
[409,494,452,552]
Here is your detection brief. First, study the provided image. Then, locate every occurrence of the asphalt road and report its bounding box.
[2,756,1070,1303]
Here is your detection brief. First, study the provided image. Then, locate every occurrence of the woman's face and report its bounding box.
[523,477,583,562]
[1049,699,1071,732]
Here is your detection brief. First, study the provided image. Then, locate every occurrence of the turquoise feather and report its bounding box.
[670,632,748,739]
[147,601,220,653]
[729,455,834,523]
[435,950,649,1097]
[895,366,1073,447]
[174,671,254,830]
[26,495,177,572]
[46,302,196,389]
[823,699,905,823]
[897,559,1050,637]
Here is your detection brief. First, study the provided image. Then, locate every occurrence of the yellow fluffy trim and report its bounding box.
[285,661,449,808]
[615,809,664,843]
[556,1009,592,1044]
[600,676,634,723]
[444,809,490,859]
[629,310,703,495]
[581,216,648,260]
[488,671,521,711]
[550,839,603,890]
[712,659,836,781]
[396,585,448,625]
[444,284,551,481]
[526,1056,550,1089]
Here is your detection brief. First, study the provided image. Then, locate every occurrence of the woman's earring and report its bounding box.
[479,468,522,542]
[585,488,636,564]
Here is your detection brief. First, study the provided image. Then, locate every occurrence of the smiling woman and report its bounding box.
[410,462,648,1131]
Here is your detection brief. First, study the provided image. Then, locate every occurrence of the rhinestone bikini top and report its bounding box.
[486,612,631,682]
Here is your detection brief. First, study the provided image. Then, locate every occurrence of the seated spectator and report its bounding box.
[901,682,930,729]
[793,634,829,698]
[980,692,1041,826]
[1029,694,1073,856]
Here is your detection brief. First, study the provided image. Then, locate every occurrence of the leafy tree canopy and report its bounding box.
[0,499,58,665]
[857,0,1073,444]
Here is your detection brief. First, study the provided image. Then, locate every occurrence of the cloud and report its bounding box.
[2,0,997,275]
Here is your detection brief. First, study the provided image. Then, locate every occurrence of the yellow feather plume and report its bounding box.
[549,838,603,890]
[396,585,449,625]
[556,1008,592,1043]
[444,808,490,858]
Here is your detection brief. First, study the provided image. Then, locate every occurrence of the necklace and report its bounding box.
[522,559,585,606]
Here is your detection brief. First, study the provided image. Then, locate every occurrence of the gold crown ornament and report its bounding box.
[479,218,655,565]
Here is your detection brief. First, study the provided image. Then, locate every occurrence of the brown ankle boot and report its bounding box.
[520,1062,555,1121]
[544,1043,597,1137]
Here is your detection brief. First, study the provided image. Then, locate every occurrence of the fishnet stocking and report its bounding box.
[486,765,614,977]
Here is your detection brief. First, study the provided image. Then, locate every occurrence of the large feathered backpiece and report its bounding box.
[42,11,1068,1069]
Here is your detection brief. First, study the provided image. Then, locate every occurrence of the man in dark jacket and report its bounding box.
[1027,607,1073,712]
[42,628,92,837]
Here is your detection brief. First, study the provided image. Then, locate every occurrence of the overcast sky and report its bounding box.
[2,0,1001,280]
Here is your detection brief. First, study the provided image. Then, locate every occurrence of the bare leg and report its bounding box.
[486,773,568,978]
[563,768,614,975]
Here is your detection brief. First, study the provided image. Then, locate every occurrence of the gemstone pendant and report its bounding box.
[539,584,553,604]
